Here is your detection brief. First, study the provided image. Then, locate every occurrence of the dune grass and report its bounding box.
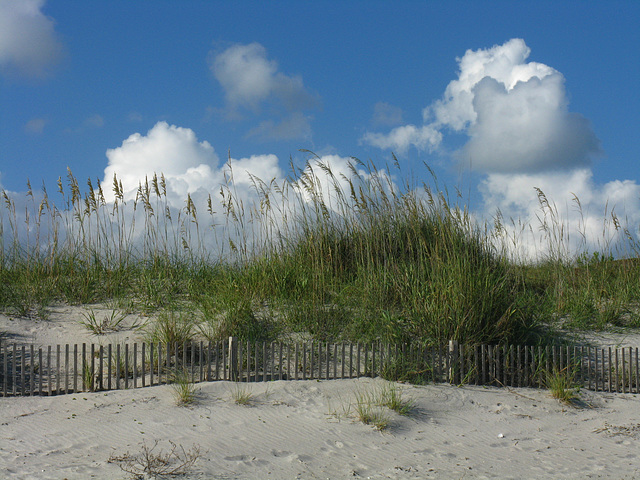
[544,366,580,405]
[170,368,198,406]
[0,157,638,350]
[229,383,254,406]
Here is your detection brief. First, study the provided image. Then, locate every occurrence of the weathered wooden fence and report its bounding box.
[1,338,639,397]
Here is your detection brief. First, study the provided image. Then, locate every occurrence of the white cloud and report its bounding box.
[363,38,599,174]
[481,170,640,260]
[210,42,317,113]
[103,121,222,203]
[209,42,318,141]
[360,38,635,260]
[0,0,63,77]
[441,38,600,173]
[211,43,276,111]
[99,122,402,257]
[361,125,441,154]
[427,38,557,131]
[103,121,362,213]
[460,75,599,173]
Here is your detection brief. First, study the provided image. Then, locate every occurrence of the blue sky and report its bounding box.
[1,1,639,257]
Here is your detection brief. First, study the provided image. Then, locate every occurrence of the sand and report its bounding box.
[2,306,640,479]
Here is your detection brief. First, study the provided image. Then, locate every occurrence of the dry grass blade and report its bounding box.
[108,440,201,479]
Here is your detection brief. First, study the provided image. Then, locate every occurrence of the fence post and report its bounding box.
[448,340,459,384]
[229,337,239,382]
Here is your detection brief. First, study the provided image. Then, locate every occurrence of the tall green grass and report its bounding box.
[0,157,638,346]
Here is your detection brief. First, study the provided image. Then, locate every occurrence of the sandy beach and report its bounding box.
[2,378,640,479]
[2,306,640,479]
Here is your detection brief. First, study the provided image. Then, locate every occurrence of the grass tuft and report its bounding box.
[170,368,197,406]
[545,367,580,405]
[230,383,254,406]
[378,382,415,416]
[353,388,391,431]
[80,308,127,335]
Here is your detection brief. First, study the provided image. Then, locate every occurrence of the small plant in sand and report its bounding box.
[353,388,390,431]
[378,382,415,416]
[82,361,95,391]
[143,310,196,347]
[108,440,201,479]
[170,368,197,406]
[80,308,127,335]
[230,382,254,405]
[545,366,580,405]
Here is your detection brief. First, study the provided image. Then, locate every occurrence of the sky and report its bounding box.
[1,0,639,259]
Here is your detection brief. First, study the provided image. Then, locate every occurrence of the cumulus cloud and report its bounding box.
[361,125,441,154]
[364,38,600,173]
[103,122,223,203]
[103,121,366,211]
[360,38,639,260]
[209,42,319,140]
[481,170,640,260]
[98,121,397,257]
[0,0,64,77]
[427,38,557,131]
[211,42,318,112]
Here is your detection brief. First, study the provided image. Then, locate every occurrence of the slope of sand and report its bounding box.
[1,378,640,479]
[2,306,640,479]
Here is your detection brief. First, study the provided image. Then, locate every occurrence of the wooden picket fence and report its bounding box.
[1,338,639,397]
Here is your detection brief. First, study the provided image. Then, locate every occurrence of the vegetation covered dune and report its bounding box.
[2,157,640,479]
[1,156,639,350]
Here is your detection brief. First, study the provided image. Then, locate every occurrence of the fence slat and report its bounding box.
[29,345,35,395]
[608,348,613,393]
[636,347,640,393]
[20,345,26,396]
[244,341,250,383]
[303,343,307,380]
[38,347,43,395]
[64,344,69,394]
[326,343,331,381]
[73,344,78,394]
[133,343,138,389]
[2,340,6,396]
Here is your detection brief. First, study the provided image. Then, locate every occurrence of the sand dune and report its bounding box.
[2,377,640,479]
[2,306,640,479]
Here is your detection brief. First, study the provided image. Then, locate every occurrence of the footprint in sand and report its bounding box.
[223,454,270,466]
[414,448,435,455]
[271,449,292,458]
[326,439,344,449]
